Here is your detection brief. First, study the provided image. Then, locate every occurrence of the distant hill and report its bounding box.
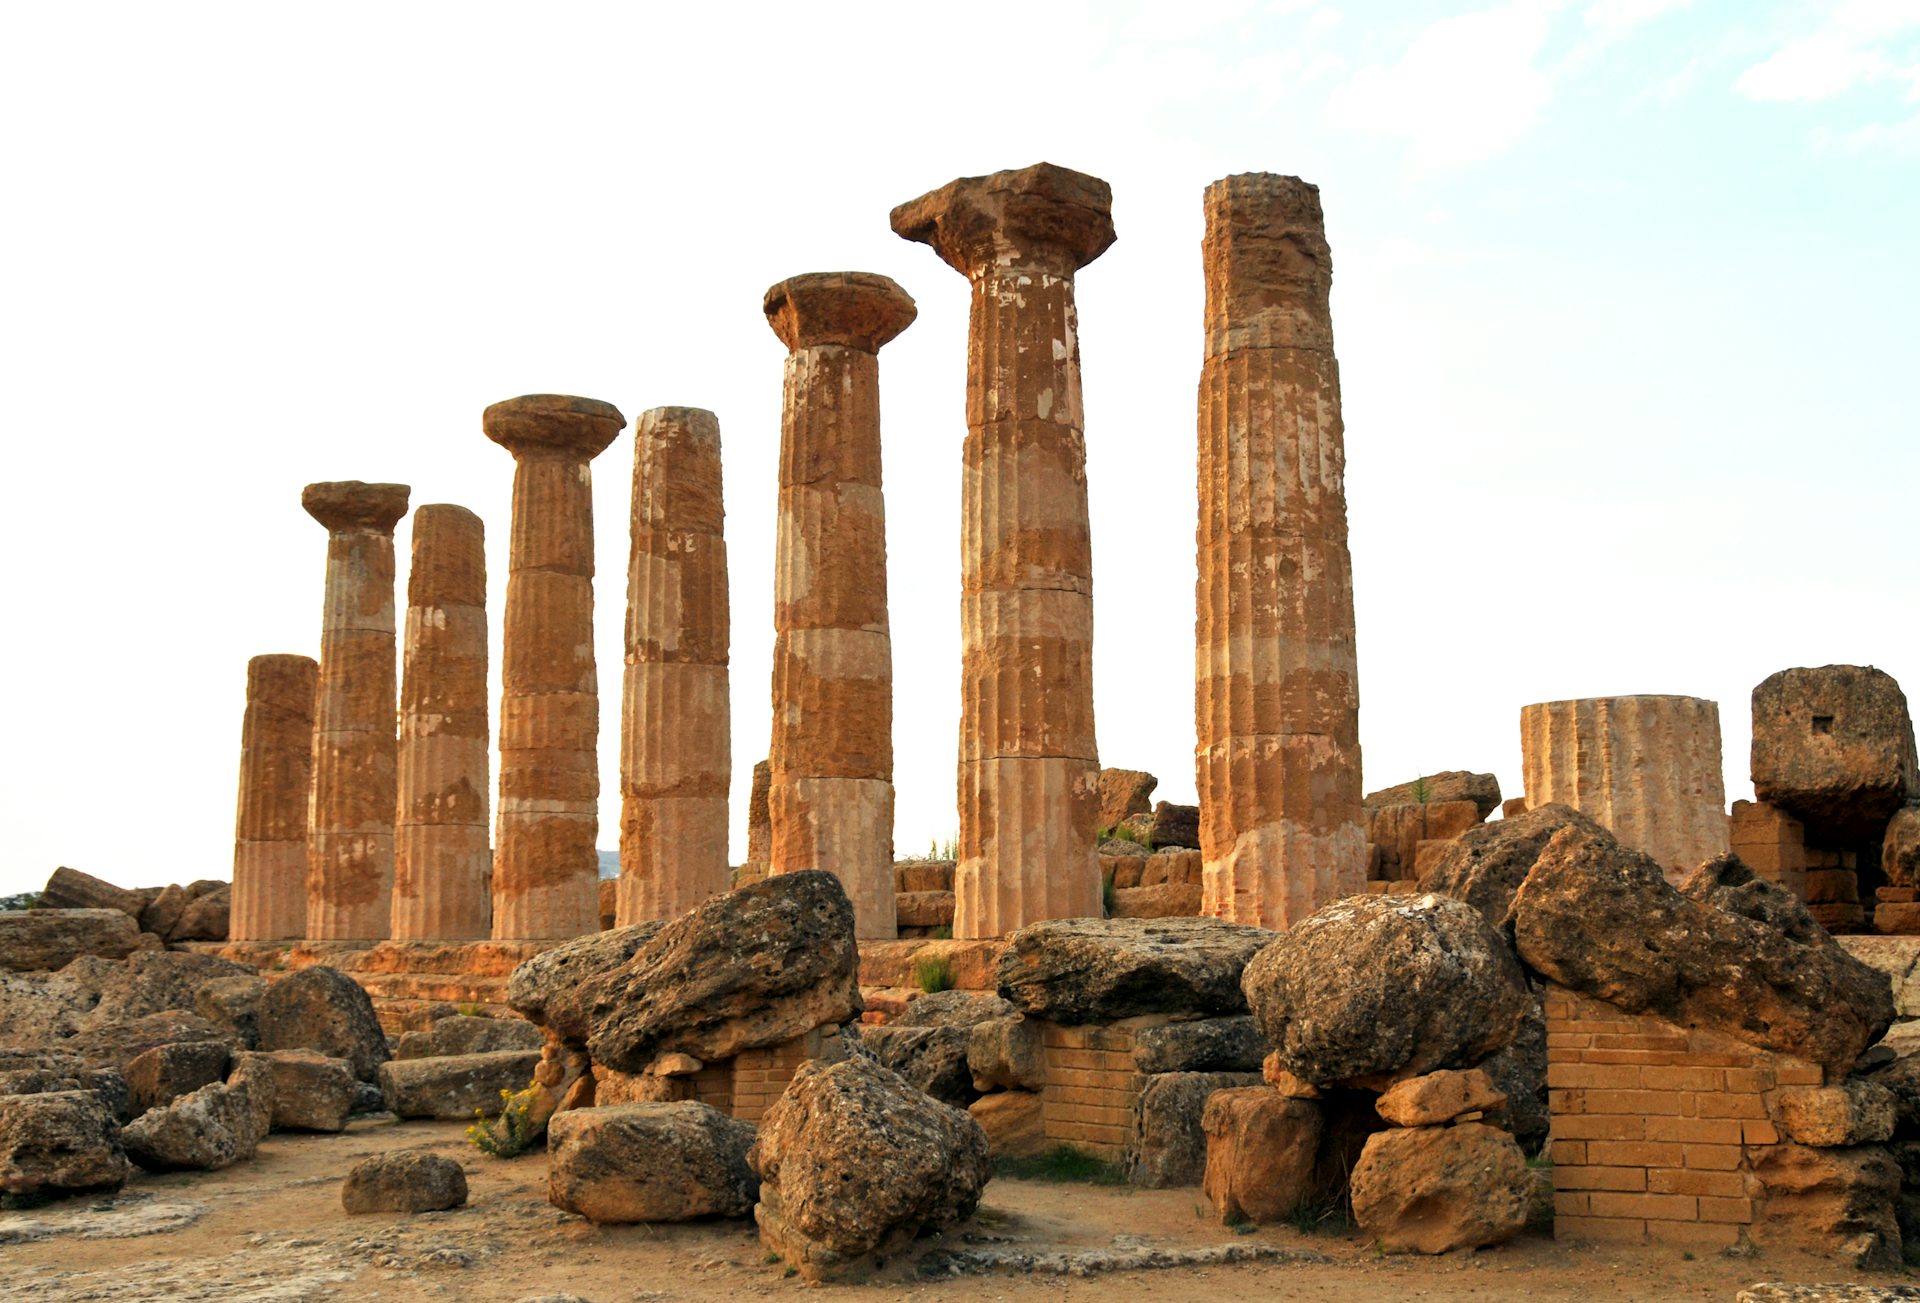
[597,850,619,880]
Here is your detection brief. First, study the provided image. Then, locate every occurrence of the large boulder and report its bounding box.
[1243,893,1530,1089]
[967,1015,1044,1092]
[124,1040,232,1116]
[0,1051,130,1121]
[1365,772,1502,821]
[394,1014,544,1060]
[0,909,143,972]
[87,950,257,1024]
[1132,1016,1265,1074]
[379,1049,542,1120]
[1201,1087,1323,1224]
[122,1079,261,1171]
[996,917,1273,1025]
[547,1102,758,1223]
[257,966,390,1081]
[1778,1081,1898,1147]
[894,990,1013,1028]
[232,1050,358,1132]
[1475,991,1549,1156]
[1753,666,1917,841]
[0,1089,132,1198]
[1417,803,1604,928]
[1349,1122,1532,1254]
[1375,1068,1505,1128]
[194,975,268,1047]
[35,868,147,920]
[748,1053,990,1282]
[1510,829,1893,1076]
[506,923,661,1043]
[1124,1070,1261,1188]
[583,872,860,1073]
[342,1151,469,1214]
[1147,801,1200,850]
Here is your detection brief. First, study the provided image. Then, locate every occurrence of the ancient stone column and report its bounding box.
[1520,695,1730,880]
[1194,173,1367,929]
[892,162,1114,938]
[302,480,410,941]
[484,395,626,940]
[393,504,491,941]
[762,272,916,939]
[618,407,731,924]
[231,653,318,941]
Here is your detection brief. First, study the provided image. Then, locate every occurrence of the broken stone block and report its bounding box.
[1418,803,1606,928]
[996,916,1273,1024]
[967,1015,1044,1092]
[122,1079,261,1171]
[546,1101,756,1223]
[0,1089,131,1198]
[35,867,147,920]
[1132,1016,1265,1075]
[1147,801,1200,850]
[1349,1122,1531,1254]
[1125,1070,1261,1188]
[1201,1086,1322,1224]
[1365,772,1502,820]
[1752,1142,1902,1269]
[379,1049,542,1120]
[1753,665,1918,842]
[0,909,143,972]
[1110,882,1202,919]
[124,1040,232,1116]
[1097,768,1159,831]
[1886,804,1920,888]
[393,1014,543,1060]
[1778,1081,1898,1147]
[894,891,955,929]
[233,1050,357,1132]
[342,1151,469,1214]
[257,966,390,1081]
[1374,1068,1505,1128]
[856,1025,973,1106]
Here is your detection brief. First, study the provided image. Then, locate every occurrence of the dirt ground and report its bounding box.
[0,1117,1904,1302]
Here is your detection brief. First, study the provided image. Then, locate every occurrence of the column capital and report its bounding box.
[891,162,1116,278]
[483,394,626,461]
[301,481,410,533]
[763,272,917,354]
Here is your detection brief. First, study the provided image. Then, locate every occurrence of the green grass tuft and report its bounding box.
[913,954,955,994]
[994,1145,1128,1186]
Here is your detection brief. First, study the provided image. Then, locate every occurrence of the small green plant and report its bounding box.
[1286,1191,1354,1235]
[913,954,955,994]
[1681,1250,1695,1261]
[467,1083,539,1158]
[925,833,958,861]
[1410,774,1432,805]
[455,1001,485,1018]
[1107,823,1154,851]
[1101,867,1118,918]
[930,925,953,941]
[993,1145,1128,1185]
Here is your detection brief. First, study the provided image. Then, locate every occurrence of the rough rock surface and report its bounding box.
[1887,805,1920,888]
[1752,1142,1902,1268]
[0,967,96,1047]
[1244,893,1530,1088]
[1148,802,1201,850]
[968,1015,1044,1092]
[996,917,1273,1025]
[0,1089,131,1197]
[1125,1070,1262,1188]
[124,1040,232,1116]
[1753,665,1918,841]
[857,1025,974,1106]
[584,872,860,1073]
[394,1014,544,1060]
[1098,769,1159,831]
[0,909,143,972]
[1778,1081,1898,1147]
[1201,1087,1323,1224]
[87,950,257,1024]
[1375,1068,1505,1128]
[341,1151,469,1214]
[65,1011,240,1075]
[122,1080,260,1171]
[1132,1016,1265,1075]
[547,1102,758,1222]
[257,966,391,1081]
[379,1050,542,1120]
[1349,1122,1532,1254]
[1416,803,1604,928]
[0,1051,130,1121]
[895,990,1014,1028]
[1365,772,1502,821]
[233,1050,357,1132]
[1476,992,1550,1155]
[172,885,231,942]
[748,1053,991,1281]
[35,868,147,919]
[968,1090,1044,1159]
[506,923,661,1043]
[1511,830,1893,1075]
[193,975,267,1046]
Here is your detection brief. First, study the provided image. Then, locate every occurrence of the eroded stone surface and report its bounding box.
[229,655,317,942]
[1753,666,1918,841]
[0,1089,131,1198]
[1202,1086,1322,1224]
[547,1101,757,1223]
[1349,1122,1531,1254]
[0,910,142,972]
[996,917,1274,1024]
[341,1151,468,1214]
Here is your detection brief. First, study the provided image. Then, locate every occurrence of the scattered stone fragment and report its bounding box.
[123,1040,231,1116]
[34,868,147,920]
[1374,1068,1505,1128]
[1132,1016,1264,1075]
[193,975,267,1046]
[0,909,142,972]
[257,965,390,1081]
[122,1079,261,1171]
[1097,769,1159,831]
[1125,1070,1261,1188]
[996,917,1273,1025]
[0,1089,131,1198]
[1202,1087,1323,1224]
[1779,1082,1899,1147]
[232,1049,357,1132]
[1244,893,1530,1089]
[1349,1122,1531,1254]
[379,1049,542,1120]
[749,1053,990,1282]
[547,1102,757,1223]
[342,1150,469,1214]
[87,949,257,1024]
[857,1025,974,1106]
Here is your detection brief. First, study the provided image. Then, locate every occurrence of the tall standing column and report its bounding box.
[762,272,916,939]
[484,395,626,940]
[393,504,491,940]
[618,407,731,924]
[231,653,318,941]
[302,481,410,941]
[892,162,1115,938]
[1195,173,1367,929]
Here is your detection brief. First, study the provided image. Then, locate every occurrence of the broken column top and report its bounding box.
[408,504,486,606]
[483,393,626,459]
[634,407,724,534]
[890,161,1116,276]
[763,272,917,354]
[1202,172,1333,356]
[301,481,410,532]
[246,652,318,699]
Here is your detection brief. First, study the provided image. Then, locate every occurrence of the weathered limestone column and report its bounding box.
[1195,174,1367,929]
[762,272,916,938]
[618,407,731,924]
[393,504,491,941]
[302,481,409,941]
[1520,695,1730,880]
[892,162,1114,938]
[484,395,626,940]
[231,654,318,941]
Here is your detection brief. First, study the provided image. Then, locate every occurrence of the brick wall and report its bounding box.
[1546,986,1820,1247]
[1037,1021,1148,1159]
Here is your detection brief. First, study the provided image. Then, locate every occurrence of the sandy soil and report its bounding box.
[0,1117,1902,1302]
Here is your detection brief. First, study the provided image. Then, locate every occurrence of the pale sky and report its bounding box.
[2,1,1915,896]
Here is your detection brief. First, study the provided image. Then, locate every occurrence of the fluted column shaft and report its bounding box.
[485,395,625,940]
[1195,173,1366,929]
[1521,695,1729,880]
[303,481,409,941]
[618,407,731,924]
[393,504,491,940]
[763,272,915,939]
[231,654,317,940]
[893,163,1116,938]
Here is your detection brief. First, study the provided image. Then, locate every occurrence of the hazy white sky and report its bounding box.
[2,1,1915,896]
